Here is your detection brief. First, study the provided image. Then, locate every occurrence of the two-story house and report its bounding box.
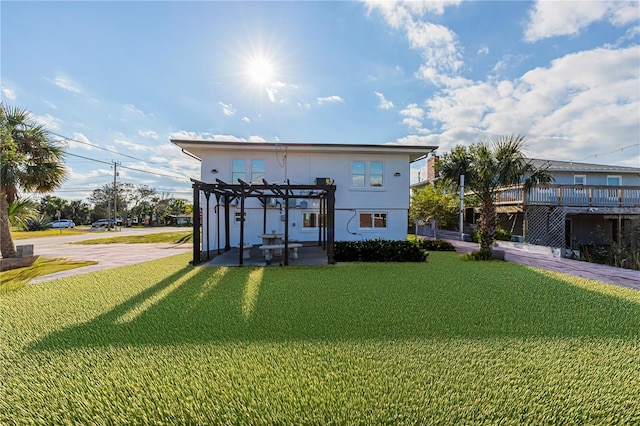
[172,139,435,265]
[494,159,640,253]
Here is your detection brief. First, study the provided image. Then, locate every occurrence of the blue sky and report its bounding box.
[2,1,639,202]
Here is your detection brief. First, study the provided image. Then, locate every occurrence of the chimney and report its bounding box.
[427,154,439,182]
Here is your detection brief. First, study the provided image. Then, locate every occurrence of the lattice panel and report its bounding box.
[547,208,567,248]
[525,207,548,245]
[525,207,567,247]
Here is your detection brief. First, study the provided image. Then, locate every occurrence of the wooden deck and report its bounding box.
[494,184,640,208]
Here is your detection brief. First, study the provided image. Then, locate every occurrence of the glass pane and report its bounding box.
[303,212,316,228]
[373,213,387,228]
[352,161,365,175]
[251,159,265,183]
[232,159,245,172]
[359,213,372,228]
[370,161,383,175]
[232,172,245,183]
[607,177,621,186]
[352,174,365,187]
[370,175,383,187]
[574,176,585,185]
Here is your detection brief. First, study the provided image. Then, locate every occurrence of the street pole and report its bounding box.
[459,174,465,241]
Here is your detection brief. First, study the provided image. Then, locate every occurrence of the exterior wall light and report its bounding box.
[211,169,218,174]
[394,172,401,177]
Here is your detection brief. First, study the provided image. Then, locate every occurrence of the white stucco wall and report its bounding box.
[196,149,413,249]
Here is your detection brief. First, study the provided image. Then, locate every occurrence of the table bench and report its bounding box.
[259,243,302,261]
[235,243,253,259]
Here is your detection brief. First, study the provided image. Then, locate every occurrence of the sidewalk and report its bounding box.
[443,238,640,291]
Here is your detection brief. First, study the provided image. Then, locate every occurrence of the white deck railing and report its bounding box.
[494,184,640,207]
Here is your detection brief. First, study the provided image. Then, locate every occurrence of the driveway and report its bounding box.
[14,227,192,283]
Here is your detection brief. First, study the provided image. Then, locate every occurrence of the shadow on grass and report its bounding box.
[31,256,640,350]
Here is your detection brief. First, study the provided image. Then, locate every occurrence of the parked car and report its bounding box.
[91,218,115,228]
[48,219,76,228]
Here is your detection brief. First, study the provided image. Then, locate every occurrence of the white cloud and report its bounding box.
[114,139,149,152]
[33,113,62,131]
[169,131,267,144]
[317,95,344,105]
[1,85,16,100]
[524,0,639,42]
[400,103,431,134]
[266,81,289,104]
[52,75,82,93]
[365,1,463,86]
[242,117,251,123]
[375,91,394,109]
[123,104,146,117]
[477,45,489,55]
[138,129,159,139]
[64,132,97,150]
[219,101,236,116]
[414,45,639,165]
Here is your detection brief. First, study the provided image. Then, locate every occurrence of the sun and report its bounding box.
[247,57,275,86]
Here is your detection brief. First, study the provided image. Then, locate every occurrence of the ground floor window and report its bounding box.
[303,212,318,228]
[359,212,387,229]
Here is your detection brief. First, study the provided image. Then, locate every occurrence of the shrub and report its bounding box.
[335,239,428,262]
[415,238,456,252]
[462,249,492,261]
[472,226,512,242]
[20,214,51,231]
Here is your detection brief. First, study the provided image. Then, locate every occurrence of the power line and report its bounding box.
[63,151,190,181]
[573,143,640,162]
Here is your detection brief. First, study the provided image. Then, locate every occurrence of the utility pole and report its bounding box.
[113,161,121,231]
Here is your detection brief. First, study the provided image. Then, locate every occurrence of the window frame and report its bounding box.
[358,211,388,230]
[251,159,265,183]
[301,211,319,229]
[573,175,586,185]
[607,175,622,186]
[350,160,384,189]
[231,159,246,183]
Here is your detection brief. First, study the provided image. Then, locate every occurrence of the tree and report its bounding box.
[39,195,69,219]
[409,181,459,232]
[0,104,66,258]
[438,135,553,258]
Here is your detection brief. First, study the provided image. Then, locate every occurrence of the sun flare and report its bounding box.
[247,57,274,86]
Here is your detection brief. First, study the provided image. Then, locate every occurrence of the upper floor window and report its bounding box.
[370,161,383,187]
[232,159,246,183]
[607,176,621,186]
[351,161,384,188]
[251,160,265,183]
[574,175,586,185]
[352,161,365,187]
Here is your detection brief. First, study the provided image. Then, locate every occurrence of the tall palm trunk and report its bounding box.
[478,194,496,257]
[0,192,17,258]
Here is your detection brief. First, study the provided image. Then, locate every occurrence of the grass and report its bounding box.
[11,228,90,239]
[0,257,98,292]
[72,231,192,245]
[1,252,639,424]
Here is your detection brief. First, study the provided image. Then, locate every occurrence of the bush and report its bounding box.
[471,226,512,243]
[462,249,492,261]
[414,238,456,252]
[20,214,51,231]
[335,239,428,262]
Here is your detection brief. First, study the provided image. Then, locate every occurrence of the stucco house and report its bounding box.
[172,139,435,264]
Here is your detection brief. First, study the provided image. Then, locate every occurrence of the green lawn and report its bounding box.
[71,231,192,245]
[1,252,639,424]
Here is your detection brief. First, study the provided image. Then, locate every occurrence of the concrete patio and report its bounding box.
[200,243,330,267]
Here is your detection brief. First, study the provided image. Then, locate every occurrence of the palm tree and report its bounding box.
[0,104,66,258]
[438,134,553,258]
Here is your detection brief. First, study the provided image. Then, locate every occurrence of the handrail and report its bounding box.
[494,184,640,207]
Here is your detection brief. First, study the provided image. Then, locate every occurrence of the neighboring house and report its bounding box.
[172,140,435,264]
[413,157,640,252]
[167,214,193,226]
[495,159,640,251]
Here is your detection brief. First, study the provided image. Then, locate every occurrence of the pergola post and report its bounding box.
[224,196,231,251]
[204,191,211,260]
[192,182,201,265]
[327,186,335,264]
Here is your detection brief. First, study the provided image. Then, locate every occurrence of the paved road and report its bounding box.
[444,238,640,291]
[14,227,192,283]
